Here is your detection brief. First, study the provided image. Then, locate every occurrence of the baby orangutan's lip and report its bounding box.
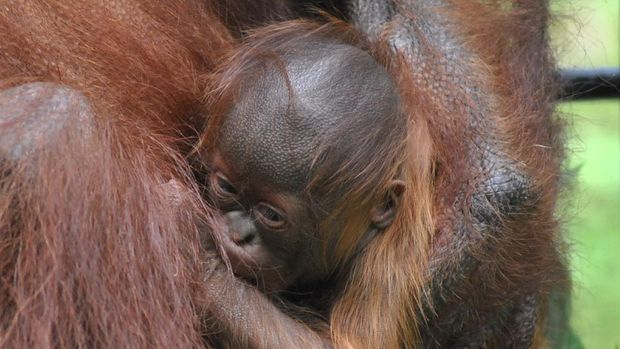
[217,232,290,293]
[218,232,260,280]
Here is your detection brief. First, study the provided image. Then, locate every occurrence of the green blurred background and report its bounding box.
[550,0,619,347]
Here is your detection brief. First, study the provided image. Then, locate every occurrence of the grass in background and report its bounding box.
[561,101,620,348]
[551,0,620,347]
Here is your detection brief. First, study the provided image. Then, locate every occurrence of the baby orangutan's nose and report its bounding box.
[224,211,258,246]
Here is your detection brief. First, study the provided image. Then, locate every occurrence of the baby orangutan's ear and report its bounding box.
[370,180,406,229]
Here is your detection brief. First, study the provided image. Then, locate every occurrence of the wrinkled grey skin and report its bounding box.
[0,82,92,162]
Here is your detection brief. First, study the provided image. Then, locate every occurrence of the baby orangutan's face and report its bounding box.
[205,150,324,293]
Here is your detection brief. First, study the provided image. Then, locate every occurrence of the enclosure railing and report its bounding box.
[561,67,620,100]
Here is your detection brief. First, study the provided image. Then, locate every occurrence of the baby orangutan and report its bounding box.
[206,30,404,292]
[198,22,433,348]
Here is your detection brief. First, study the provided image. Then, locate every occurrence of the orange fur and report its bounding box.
[0,1,233,347]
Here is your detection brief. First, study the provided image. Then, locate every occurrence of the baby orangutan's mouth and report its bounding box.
[217,233,289,293]
[218,233,258,280]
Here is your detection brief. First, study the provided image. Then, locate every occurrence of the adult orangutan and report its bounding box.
[0,1,567,349]
[0,1,236,347]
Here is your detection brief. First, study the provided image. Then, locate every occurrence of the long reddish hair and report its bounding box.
[0,1,232,347]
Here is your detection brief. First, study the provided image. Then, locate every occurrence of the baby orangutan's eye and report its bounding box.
[209,172,238,204]
[254,203,286,230]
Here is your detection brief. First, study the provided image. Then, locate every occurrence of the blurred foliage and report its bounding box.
[550,0,620,347]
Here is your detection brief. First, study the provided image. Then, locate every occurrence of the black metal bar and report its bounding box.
[560,67,620,100]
